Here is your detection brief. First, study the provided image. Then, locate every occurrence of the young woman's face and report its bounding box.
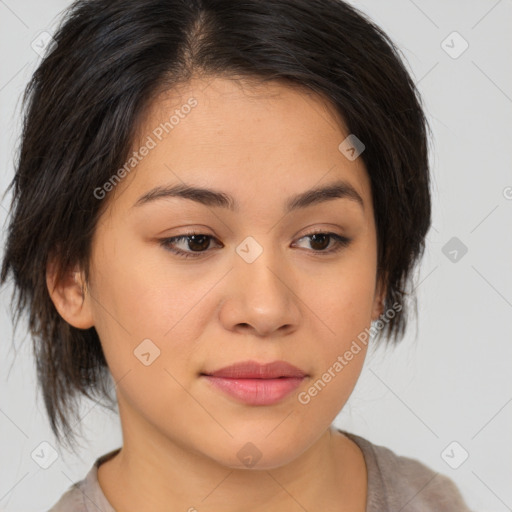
[86,76,385,468]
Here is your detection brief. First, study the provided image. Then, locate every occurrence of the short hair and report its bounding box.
[1,0,431,449]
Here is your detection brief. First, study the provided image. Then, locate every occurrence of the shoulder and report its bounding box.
[371,440,473,511]
[46,481,87,512]
[339,429,474,512]
[46,448,120,512]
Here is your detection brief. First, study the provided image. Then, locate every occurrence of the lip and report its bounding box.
[200,360,307,406]
[203,360,307,379]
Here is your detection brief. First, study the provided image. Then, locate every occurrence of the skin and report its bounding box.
[48,76,386,512]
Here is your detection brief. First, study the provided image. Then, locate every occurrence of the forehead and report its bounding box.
[139,75,350,148]
[110,76,372,216]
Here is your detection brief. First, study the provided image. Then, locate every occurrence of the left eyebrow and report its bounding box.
[132,179,365,213]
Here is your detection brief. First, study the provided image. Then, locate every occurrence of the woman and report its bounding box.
[1,0,473,510]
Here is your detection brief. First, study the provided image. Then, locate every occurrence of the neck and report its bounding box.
[97,400,366,512]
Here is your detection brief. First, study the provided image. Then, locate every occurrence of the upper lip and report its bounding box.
[202,360,307,379]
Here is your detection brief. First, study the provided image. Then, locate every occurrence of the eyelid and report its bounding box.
[292,231,351,253]
[159,229,351,259]
[159,232,223,259]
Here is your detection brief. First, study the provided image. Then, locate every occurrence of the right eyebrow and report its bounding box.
[132,179,365,213]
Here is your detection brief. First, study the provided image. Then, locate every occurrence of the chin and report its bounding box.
[201,431,310,471]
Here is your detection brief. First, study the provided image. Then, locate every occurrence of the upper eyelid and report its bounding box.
[162,231,349,252]
[169,233,223,245]
[165,230,344,243]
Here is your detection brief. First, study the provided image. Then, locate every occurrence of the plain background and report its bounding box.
[1,1,511,511]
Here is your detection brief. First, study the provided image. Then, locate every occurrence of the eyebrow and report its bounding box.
[133,179,364,213]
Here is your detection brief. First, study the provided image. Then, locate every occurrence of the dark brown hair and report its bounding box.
[1,0,431,450]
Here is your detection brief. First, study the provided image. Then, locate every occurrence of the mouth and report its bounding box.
[201,360,307,379]
[200,360,308,406]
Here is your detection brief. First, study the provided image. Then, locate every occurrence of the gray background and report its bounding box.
[1,1,511,510]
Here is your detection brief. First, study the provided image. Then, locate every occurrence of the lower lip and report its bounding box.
[202,376,305,405]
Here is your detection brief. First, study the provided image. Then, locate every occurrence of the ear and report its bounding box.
[46,260,94,329]
[370,273,387,322]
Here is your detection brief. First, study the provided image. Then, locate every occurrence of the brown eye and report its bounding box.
[308,233,331,251]
[186,235,211,252]
[160,233,222,258]
[294,232,351,254]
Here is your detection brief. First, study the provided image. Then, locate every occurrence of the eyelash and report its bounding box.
[159,230,352,259]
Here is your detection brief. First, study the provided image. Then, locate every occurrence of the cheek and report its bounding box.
[297,345,367,433]
[90,229,210,335]
[88,238,219,389]
[306,257,377,345]
[297,271,373,416]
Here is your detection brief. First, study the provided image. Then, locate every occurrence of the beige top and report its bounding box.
[47,429,474,511]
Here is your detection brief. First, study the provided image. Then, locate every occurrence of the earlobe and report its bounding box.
[46,261,95,329]
[371,274,387,321]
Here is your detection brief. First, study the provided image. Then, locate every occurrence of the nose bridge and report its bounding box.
[221,234,300,335]
[234,234,288,304]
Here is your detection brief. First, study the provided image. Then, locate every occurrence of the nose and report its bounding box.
[218,242,301,338]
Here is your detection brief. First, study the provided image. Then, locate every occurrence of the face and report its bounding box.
[65,76,385,469]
